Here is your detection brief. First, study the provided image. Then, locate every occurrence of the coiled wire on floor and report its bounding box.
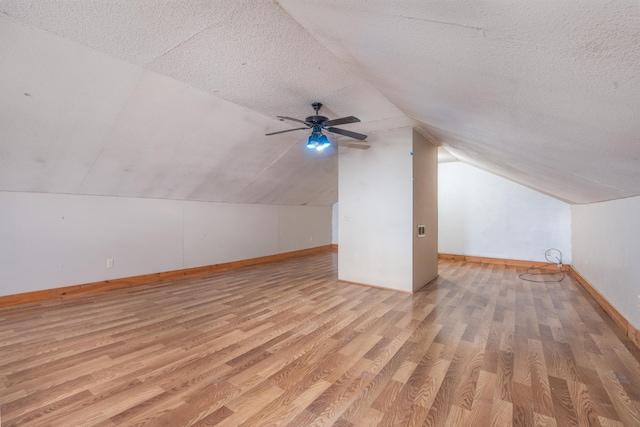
[518,248,565,283]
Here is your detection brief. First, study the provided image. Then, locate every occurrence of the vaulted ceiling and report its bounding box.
[1,1,638,205]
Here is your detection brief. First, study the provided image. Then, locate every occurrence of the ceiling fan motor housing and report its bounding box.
[305,115,329,125]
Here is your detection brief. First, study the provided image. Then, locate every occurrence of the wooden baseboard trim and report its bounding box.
[0,245,335,310]
[438,253,572,272]
[572,268,640,350]
[331,244,338,251]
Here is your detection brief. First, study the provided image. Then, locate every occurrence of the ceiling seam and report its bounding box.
[146,22,218,67]
[391,13,484,32]
[235,141,300,198]
[75,71,146,191]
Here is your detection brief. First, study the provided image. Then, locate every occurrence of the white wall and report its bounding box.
[0,191,331,297]
[339,127,414,291]
[572,196,640,329]
[439,162,571,263]
[412,130,438,291]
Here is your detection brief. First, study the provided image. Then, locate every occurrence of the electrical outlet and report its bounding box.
[546,250,552,256]
[107,259,114,268]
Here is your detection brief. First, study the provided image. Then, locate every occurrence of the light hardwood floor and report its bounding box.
[1,252,639,426]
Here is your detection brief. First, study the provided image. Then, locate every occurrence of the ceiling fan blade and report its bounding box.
[323,116,361,127]
[265,127,308,136]
[327,127,368,140]
[276,116,310,125]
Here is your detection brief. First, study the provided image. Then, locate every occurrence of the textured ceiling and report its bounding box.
[1,1,639,205]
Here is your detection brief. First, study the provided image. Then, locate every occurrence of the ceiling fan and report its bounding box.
[265,102,368,151]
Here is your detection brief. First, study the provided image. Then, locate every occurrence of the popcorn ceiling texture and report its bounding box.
[0,1,638,204]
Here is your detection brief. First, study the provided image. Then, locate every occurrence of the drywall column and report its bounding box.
[338,127,437,292]
[412,129,439,291]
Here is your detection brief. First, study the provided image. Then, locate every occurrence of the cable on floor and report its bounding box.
[518,248,565,283]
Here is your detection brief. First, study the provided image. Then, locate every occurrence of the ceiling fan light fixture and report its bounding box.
[306,134,320,149]
[307,130,326,150]
[316,134,331,151]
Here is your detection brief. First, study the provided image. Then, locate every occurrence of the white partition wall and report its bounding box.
[338,127,438,292]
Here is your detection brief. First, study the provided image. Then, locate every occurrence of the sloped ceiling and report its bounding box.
[1,1,638,205]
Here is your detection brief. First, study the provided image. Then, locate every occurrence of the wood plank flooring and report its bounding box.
[1,252,639,426]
